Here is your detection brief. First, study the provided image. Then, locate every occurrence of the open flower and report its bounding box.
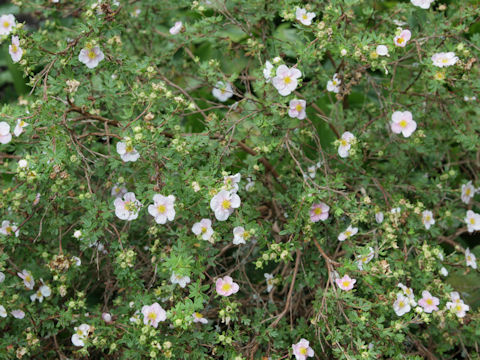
[78,45,105,69]
[398,283,416,304]
[9,36,23,63]
[116,141,140,162]
[233,226,249,245]
[264,273,274,293]
[11,310,25,319]
[13,119,28,137]
[215,276,239,296]
[111,184,127,198]
[102,312,112,323]
[431,52,458,68]
[391,111,417,138]
[295,8,316,26]
[223,173,241,193]
[376,45,389,56]
[210,190,241,221]
[1,220,19,237]
[393,294,411,316]
[465,210,480,233]
[30,282,51,303]
[148,194,175,224]
[114,192,142,221]
[71,324,90,347]
[338,131,355,158]
[446,292,470,318]
[461,181,475,204]
[411,0,435,9]
[326,73,341,93]
[338,225,358,242]
[17,269,35,290]
[212,81,233,102]
[288,99,306,120]
[335,274,356,291]
[141,303,167,328]
[0,14,16,35]
[309,202,329,222]
[292,338,314,360]
[272,65,301,96]
[357,247,374,270]
[0,122,12,144]
[192,219,214,241]
[465,248,477,269]
[263,60,274,82]
[169,21,183,35]
[192,312,208,324]
[394,29,411,47]
[170,272,190,288]
[422,210,435,230]
[418,290,439,313]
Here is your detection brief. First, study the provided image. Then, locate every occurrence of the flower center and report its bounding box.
[201,226,207,233]
[302,15,308,20]
[221,199,231,210]
[314,208,322,215]
[284,76,292,84]
[466,188,471,195]
[148,312,157,321]
[399,119,407,128]
[442,58,449,63]
[399,301,405,308]
[295,104,303,112]
[157,204,166,214]
[426,299,433,305]
[425,216,431,222]
[342,280,350,288]
[11,44,18,52]
[194,312,203,319]
[470,218,475,225]
[125,144,134,152]
[6,226,12,234]
[362,257,368,263]
[340,139,348,147]
[455,305,462,312]
[88,50,97,59]
[299,347,308,355]
[3,21,10,29]
[124,201,135,212]
[345,231,351,237]
[25,275,31,282]
[221,283,232,292]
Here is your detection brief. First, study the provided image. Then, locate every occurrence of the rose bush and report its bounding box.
[0,0,479,359]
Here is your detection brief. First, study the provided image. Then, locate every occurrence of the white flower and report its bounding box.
[210,190,241,221]
[73,256,82,266]
[411,0,435,9]
[72,324,90,347]
[0,14,16,36]
[17,269,35,290]
[295,7,316,26]
[375,212,384,223]
[338,225,358,241]
[465,248,477,269]
[148,194,175,224]
[192,219,214,241]
[338,131,355,158]
[0,272,4,283]
[192,181,201,192]
[116,141,140,162]
[11,310,25,319]
[73,230,82,239]
[102,312,112,323]
[0,122,12,144]
[465,210,480,233]
[192,312,208,324]
[376,45,389,56]
[422,210,435,230]
[461,181,475,204]
[111,184,127,198]
[264,273,274,292]
[357,247,374,270]
[1,220,19,237]
[326,73,341,93]
[114,192,142,221]
[393,294,411,316]
[212,81,233,102]
[439,267,448,276]
[30,283,51,303]
[223,173,241,193]
[263,60,274,82]
[169,21,183,35]
[288,99,306,120]
[398,283,416,304]
[0,305,6,318]
[446,292,470,318]
[431,52,458,68]
[78,46,105,69]
[232,226,249,245]
[9,36,23,63]
[390,111,417,138]
[245,177,255,191]
[340,49,347,56]
[272,64,302,96]
[18,159,28,169]
[170,272,190,288]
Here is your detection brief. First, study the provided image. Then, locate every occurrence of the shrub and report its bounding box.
[0,0,479,359]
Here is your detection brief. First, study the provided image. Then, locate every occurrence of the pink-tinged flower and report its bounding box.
[111,184,127,198]
[390,111,417,138]
[0,14,16,35]
[461,181,476,204]
[17,269,34,290]
[465,210,480,233]
[233,226,249,245]
[431,52,458,68]
[223,173,241,193]
[169,21,183,35]
[210,190,241,221]
[113,192,142,221]
[170,272,190,288]
[394,29,411,47]
[212,81,233,102]
[13,118,28,137]
[465,248,477,269]
[11,310,25,319]
[295,8,316,26]
[418,290,439,313]
[309,202,329,222]
[338,225,358,241]
[292,338,314,360]
[411,0,435,9]
[102,312,112,323]
[0,122,12,144]
[71,324,90,347]
[192,312,208,324]
[141,303,167,328]
[147,194,175,224]
[215,276,239,296]
[446,292,470,318]
[1,220,19,237]
[116,141,140,162]
[326,73,341,93]
[422,210,435,230]
[288,99,306,120]
[335,275,356,291]
[9,36,23,63]
[78,46,105,69]
[272,65,302,96]
[192,219,214,241]
[338,131,355,158]
[393,294,411,316]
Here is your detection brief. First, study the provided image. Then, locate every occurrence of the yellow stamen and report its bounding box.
[221,283,232,292]
[284,76,291,84]
[221,199,231,210]
[399,119,407,128]
[157,204,166,214]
